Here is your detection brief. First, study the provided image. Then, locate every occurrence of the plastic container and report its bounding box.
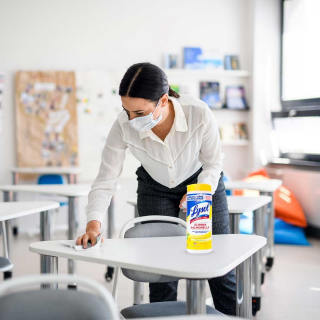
[186,183,212,254]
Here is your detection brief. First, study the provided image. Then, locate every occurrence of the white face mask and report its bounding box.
[128,98,163,132]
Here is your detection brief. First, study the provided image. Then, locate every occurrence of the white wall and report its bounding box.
[0,0,253,231]
[0,0,253,182]
[251,0,282,167]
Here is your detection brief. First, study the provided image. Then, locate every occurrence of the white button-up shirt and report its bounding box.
[86,94,222,223]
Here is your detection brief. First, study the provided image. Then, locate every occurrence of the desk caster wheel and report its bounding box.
[105,266,114,282]
[13,226,19,237]
[266,257,274,271]
[252,297,261,316]
[261,272,265,285]
[4,271,12,280]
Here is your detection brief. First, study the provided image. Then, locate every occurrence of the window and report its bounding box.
[281,0,320,110]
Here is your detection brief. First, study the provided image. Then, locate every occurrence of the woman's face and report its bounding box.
[121,95,168,121]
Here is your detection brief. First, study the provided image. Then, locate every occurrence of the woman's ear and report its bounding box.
[161,94,169,107]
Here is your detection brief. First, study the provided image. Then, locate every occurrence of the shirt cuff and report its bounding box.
[197,178,216,195]
[86,211,104,224]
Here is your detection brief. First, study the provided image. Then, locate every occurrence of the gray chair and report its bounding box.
[0,221,14,279]
[112,216,226,318]
[0,274,120,320]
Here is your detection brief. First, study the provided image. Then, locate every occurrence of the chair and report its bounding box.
[223,173,232,196]
[0,221,14,280]
[112,216,226,318]
[0,274,120,320]
[37,174,68,207]
[37,174,68,234]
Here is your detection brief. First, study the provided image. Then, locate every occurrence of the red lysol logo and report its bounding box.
[190,215,209,224]
[190,202,210,223]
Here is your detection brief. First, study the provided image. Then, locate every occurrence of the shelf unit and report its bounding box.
[164,69,251,151]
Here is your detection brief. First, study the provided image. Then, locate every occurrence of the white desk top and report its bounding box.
[132,316,242,320]
[0,201,59,221]
[0,184,91,197]
[128,196,271,215]
[30,234,266,279]
[11,167,82,174]
[225,179,282,192]
[227,196,271,214]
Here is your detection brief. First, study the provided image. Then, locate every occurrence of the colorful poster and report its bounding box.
[184,47,223,70]
[200,81,222,109]
[15,71,78,167]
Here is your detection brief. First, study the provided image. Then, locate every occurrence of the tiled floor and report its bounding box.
[1,230,320,319]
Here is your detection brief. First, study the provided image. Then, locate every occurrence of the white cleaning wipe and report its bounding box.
[181,201,187,209]
[59,229,105,251]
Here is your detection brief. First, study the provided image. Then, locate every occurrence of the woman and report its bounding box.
[76,62,236,315]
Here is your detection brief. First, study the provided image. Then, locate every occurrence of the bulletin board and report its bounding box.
[15,71,78,168]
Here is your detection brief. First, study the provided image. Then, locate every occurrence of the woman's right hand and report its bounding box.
[76,220,101,249]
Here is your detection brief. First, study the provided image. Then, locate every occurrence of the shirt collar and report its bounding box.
[138,96,188,140]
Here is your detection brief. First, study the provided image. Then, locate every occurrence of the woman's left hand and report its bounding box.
[179,193,187,212]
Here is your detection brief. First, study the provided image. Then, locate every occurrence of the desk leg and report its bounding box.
[1,221,10,260]
[40,210,51,241]
[40,255,58,274]
[260,203,268,282]
[40,255,58,289]
[252,207,263,315]
[40,210,52,275]
[133,204,144,305]
[11,173,19,201]
[108,197,115,239]
[67,173,77,184]
[1,221,13,279]
[68,197,77,275]
[236,256,252,319]
[133,282,144,305]
[265,192,274,271]
[11,173,19,237]
[3,191,12,260]
[105,197,115,282]
[134,205,139,218]
[229,214,240,234]
[186,279,206,314]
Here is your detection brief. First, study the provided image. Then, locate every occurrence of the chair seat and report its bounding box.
[0,290,113,320]
[121,301,226,318]
[0,257,13,272]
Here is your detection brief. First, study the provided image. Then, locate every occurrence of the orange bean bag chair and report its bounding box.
[231,168,307,228]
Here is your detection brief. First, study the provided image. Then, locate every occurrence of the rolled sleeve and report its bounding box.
[197,109,222,194]
[85,120,127,224]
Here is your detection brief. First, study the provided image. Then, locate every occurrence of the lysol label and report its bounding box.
[186,192,212,251]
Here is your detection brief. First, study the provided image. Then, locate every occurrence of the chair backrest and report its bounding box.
[0,274,119,320]
[112,216,186,301]
[223,173,232,196]
[38,174,64,185]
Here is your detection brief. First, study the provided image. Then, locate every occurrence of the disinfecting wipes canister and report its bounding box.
[186,183,212,254]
